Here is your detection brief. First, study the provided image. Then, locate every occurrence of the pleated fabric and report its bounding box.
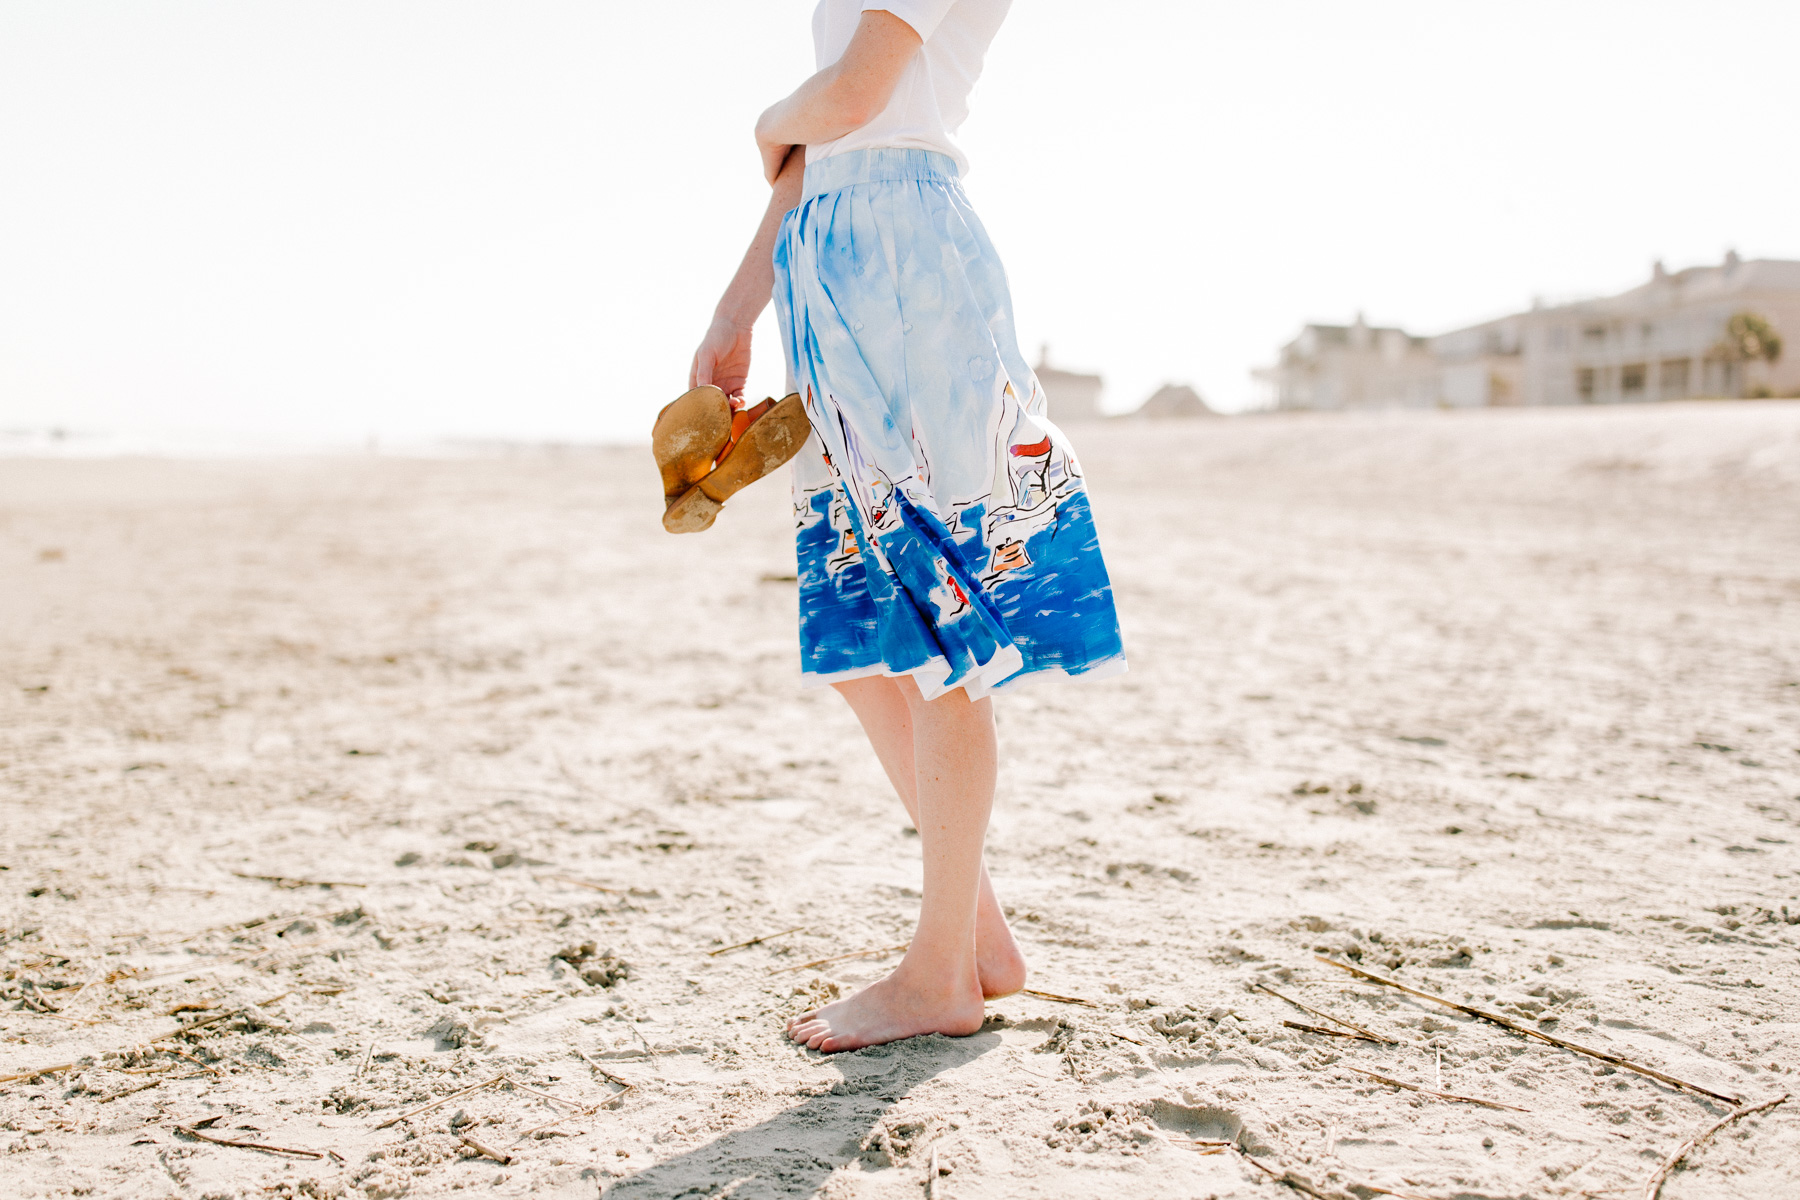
[772,148,1125,700]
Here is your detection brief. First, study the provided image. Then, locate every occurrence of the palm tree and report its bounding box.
[1709,311,1783,397]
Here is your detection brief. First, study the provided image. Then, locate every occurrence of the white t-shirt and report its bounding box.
[807,0,1011,176]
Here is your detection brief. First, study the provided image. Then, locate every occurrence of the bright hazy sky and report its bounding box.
[3,1,1797,445]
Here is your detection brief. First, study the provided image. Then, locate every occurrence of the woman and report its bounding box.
[688,1,1125,1052]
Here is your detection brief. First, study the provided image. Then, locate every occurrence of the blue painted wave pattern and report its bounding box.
[775,148,1125,701]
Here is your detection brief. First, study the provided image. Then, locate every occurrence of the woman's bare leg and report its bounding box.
[787,676,1002,1050]
[829,675,1026,997]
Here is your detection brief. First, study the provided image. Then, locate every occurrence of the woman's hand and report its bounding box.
[690,314,756,405]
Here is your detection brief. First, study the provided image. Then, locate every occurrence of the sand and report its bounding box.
[3,401,1799,1200]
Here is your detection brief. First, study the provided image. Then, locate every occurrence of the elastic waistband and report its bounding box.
[801,148,960,201]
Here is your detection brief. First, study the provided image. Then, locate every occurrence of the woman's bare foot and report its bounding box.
[787,962,987,1053]
[976,888,1027,998]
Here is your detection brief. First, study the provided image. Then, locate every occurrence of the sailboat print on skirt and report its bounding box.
[773,148,1126,701]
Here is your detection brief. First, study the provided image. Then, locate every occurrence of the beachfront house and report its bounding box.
[1257,253,1800,409]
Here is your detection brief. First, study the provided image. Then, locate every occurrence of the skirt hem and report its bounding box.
[801,651,1127,703]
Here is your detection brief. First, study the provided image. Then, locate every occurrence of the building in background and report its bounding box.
[1256,254,1800,409]
[1033,346,1104,422]
[1252,316,1438,411]
[1126,383,1215,418]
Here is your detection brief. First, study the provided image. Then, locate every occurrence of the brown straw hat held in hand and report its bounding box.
[652,386,811,533]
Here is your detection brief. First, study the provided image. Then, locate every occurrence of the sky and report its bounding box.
[2,1,1797,447]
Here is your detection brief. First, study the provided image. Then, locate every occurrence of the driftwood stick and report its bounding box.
[539,874,625,894]
[97,1078,164,1103]
[1642,1093,1788,1200]
[373,1073,507,1130]
[231,871,366,889]
[1256,981,1397,1044]
[163,1048,222,1077]
[504,1078,595,1113]
[572,1046,637,1094]
[1316,956,1741,1105]
[355,1042,374,1079]
[511,1114,576,1143]
[1231,1146,1335,1199]
[1022,988,1098,1008]
[1283,1019,1381,1042]
[927,1144,940,1200]
[173,1123,326,1159]
[0,1062,79,1085]
[708,926,806,956]
[1,1008,244,1087]
[459,1134,514,1165]
[771,942,909,975]
[1342,1064,1530,1112]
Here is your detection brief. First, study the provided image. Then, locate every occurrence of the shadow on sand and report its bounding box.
[601,1030,1002,1198]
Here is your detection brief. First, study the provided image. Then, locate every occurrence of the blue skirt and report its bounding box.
[772,148,1126,701]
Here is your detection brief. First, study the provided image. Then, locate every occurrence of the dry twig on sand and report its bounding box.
[771,943,909,974]
[1284,1020,1379,1041]
[1230,1146,1336,1199]
[0,1062,79,1085]
[97,1078,164,1103]
[172,1122,326,1159]
[374,1074,507,1130]
[538,874,626,894]
[927,1144,941,1199]
[230,871,365,889]
[1317,956,1742,1105]
[572,1046,638,1100]
[1341,1065,1530,1112]
[1,1007,244,1087]
[459,1134,514,1165]
[504,1078,596,1114]
[1641,1093,1788,1200]
[1021,989,1097,1008]
[707,926,806,956]
[1256,981,1397,1044]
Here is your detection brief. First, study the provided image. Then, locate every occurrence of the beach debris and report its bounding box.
[707,925,806,956]
[1283,1019,1375,1040]
[0,1005,254,1087]
[459,1133,514,1165]
[1340,1064,1529,1112]
[0,1061,82,1086]
[553,941,632,988]
[171,1116,327,1159]
[771,942,909,975]
[1641,1093,1787,1200]
[96,1078,165,1103]
[572,1044,638,1103]
[230,871,366,889]
[539,874,626,894]
[375,1073,508,1130]
[1022,988,1098,1008]
[1255,980,1397,1044]
[1316,956,1742,1104]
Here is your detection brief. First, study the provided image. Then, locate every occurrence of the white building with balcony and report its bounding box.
[1257,254,1800,409]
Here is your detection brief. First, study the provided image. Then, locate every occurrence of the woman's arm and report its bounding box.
[690,11,923,398]
[753,10,923,182]
[689,147,808,400]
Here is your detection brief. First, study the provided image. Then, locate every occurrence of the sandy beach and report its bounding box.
[3,402,1799,1199]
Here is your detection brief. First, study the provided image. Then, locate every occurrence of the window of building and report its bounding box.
[1621,363,1647,395]
[1659,358,1690,397]
[1577,367,1596,400]
[1583,325,1607,342]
